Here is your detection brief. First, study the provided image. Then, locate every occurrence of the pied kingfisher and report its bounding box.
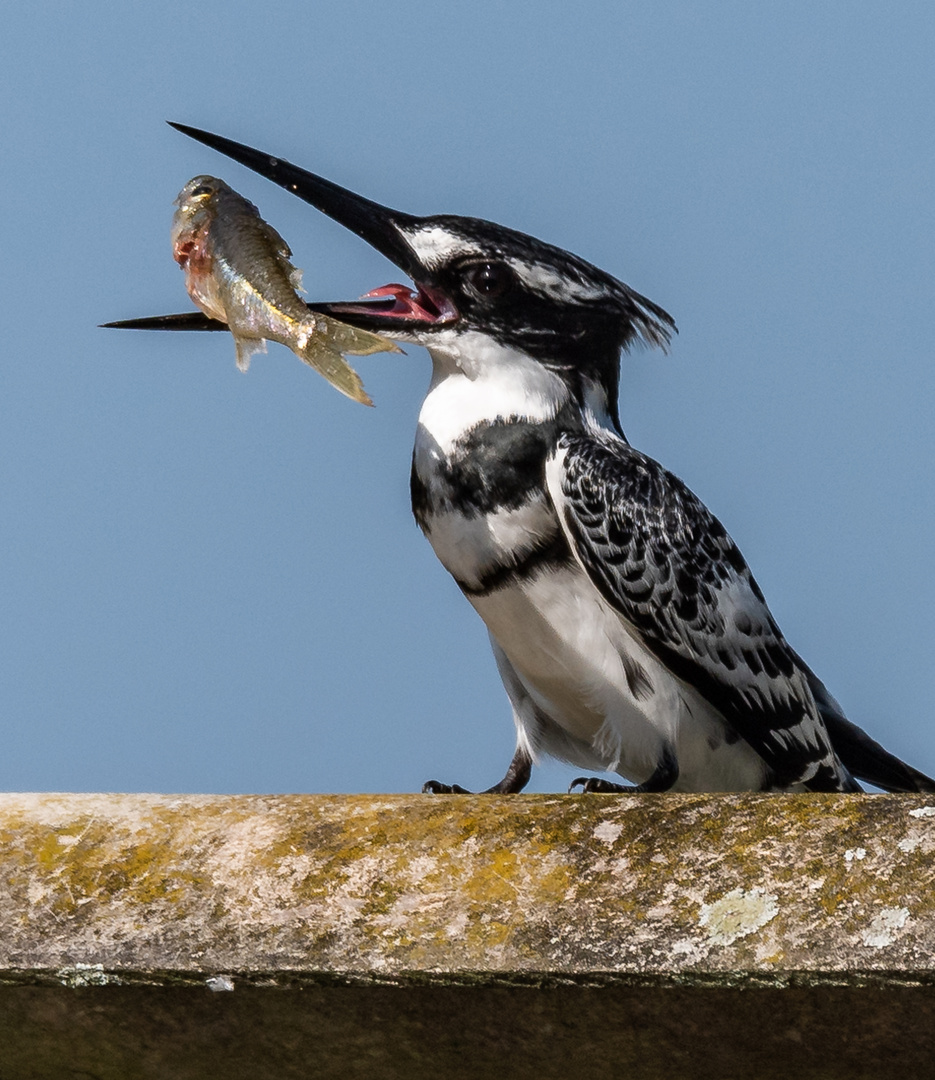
[113,123,935,796]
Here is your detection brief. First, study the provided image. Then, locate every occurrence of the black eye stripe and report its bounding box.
[191,185,213,197]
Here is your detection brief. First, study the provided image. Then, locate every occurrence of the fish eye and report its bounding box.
[462,261,513,300]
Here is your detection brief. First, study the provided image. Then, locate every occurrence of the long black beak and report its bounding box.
[104,125,456,336]
[101,298,399,334]
[167,122,422,276]
[102,311,227,332]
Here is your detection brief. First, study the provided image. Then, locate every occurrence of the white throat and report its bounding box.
[417,329,571,456]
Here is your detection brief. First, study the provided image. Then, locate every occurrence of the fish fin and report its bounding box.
[289,315,400,405]
[320,317,402,357]
[295,340,373,406]
[288,314,400,405]
[289,265,305,294]
[256,217,304,291]
[233,335,267,372]
[289,321,371,406]
[258,218,292,260]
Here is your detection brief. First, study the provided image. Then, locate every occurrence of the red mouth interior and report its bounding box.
[337,282,458,325]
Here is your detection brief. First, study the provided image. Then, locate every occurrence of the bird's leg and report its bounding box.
[423,746,532,795]
[570,749,679,794]
[482,746,532,793]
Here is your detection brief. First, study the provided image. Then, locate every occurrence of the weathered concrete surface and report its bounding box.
[0,792,933,1078]
[2,792,934,980]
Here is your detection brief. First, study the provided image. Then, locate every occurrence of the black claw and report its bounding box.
[569,776,632,794]
[421,780,473,794]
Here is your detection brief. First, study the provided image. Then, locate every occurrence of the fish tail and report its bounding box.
[291,314,400,406]
[295,335,374,407]
[322,320,402,357]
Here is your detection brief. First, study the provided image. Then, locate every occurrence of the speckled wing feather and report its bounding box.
[548,432,856,791]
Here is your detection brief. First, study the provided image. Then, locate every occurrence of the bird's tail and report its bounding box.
[801,659,935,793]
[823,712,935,793]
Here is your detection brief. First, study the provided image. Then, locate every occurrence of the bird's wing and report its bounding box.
[546,431,855,790]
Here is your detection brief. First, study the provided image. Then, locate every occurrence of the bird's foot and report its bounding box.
[568,777,633,794]
[422,780,473,794]
[422,747,533,795]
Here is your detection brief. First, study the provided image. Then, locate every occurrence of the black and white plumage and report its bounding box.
[127,125,935,795]
[549,432,846,790]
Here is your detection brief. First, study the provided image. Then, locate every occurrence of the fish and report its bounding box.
[170,175,398,405]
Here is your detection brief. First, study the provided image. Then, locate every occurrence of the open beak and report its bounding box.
[104,124,459,337]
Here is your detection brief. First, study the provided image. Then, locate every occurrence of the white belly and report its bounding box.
[470,563,769,792]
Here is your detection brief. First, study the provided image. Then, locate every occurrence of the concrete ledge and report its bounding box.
[1,793,934,1077]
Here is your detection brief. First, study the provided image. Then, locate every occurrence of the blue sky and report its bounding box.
[2,1,933,793]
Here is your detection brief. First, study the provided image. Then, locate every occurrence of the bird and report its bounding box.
[114,123,935,795]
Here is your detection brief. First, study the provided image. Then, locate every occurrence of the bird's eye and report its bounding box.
[463,262,513,299]
[191,184,213,198]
